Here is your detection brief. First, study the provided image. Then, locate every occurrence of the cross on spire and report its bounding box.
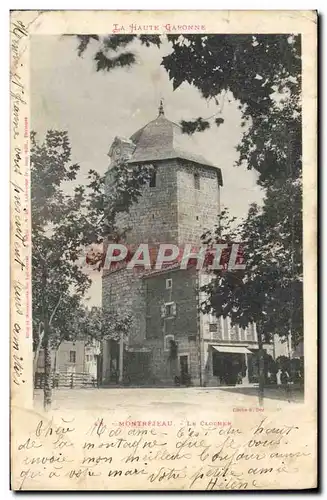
[158,98,164,116]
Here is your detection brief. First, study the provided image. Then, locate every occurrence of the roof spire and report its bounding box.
[158,98,164,116]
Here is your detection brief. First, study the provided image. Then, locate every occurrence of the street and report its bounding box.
[34,385,304,412]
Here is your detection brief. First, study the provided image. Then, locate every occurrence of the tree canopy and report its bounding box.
[31,130,92,352]
[31,129,152,408]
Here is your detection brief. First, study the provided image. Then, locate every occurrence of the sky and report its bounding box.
[30,35,265,306]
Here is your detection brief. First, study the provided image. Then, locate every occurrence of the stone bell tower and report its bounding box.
[101,103,223,385]
[106,101,223,248]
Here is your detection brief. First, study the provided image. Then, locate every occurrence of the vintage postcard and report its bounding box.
[10,10,317,490]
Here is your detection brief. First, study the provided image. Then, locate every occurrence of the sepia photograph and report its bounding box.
[31,31,304,410]
[10,11,317,490]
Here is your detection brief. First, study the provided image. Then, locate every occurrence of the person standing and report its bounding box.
[276,368,282,386]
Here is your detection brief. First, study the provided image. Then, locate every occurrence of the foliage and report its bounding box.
[160,34,302,345]
[75,34,161,71]
[84,160,154,271]
[103,160,154,241]
[31,131,92,351]
[77,306,132,343]
[32,130,153,345]
[180,117,211,135]
[75,33,301,185]
[32,131,153,409]
[201,203,303,345]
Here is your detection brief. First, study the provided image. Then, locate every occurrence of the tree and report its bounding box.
[83,158,154,269]
[74,34,301,188]
[77,306,133,386]
[200,201,302,405]
[31,130,93,409]
[74,34,161,71]
[31,131,152,409]
[160,34,302,402]
[78,306,132,344]
[33,293,83,377]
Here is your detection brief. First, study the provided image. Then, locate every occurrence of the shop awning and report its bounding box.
[212,345,252,355]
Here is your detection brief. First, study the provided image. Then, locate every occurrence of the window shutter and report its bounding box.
[172,303,177,316]
[161,305,166,318]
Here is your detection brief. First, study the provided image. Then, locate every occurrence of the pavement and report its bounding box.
[33,385,303,412]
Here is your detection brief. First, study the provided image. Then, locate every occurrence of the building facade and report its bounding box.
[36,340,101,385]
[102,104,271,387]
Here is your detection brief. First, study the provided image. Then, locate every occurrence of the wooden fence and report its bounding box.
[34,371,98,389]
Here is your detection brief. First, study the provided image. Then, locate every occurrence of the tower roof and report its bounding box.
[128,109,219,171]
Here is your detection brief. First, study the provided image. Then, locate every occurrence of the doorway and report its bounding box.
[212,351,246,385]
[179,355,189,385]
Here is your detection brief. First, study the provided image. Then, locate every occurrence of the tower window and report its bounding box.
[166,278,172,289]
[149,171,156,188]
[194,172,200,190]
[165,303,173,316]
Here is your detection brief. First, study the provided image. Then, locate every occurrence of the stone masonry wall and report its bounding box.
[116,159,179,246]
[109,159,220,251]
[145,268,197,338]
[177,162,221,246]
[102,267,146,346]
[102,156,221,386]
[144,268,201,385]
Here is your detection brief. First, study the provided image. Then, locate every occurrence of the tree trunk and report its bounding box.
[34,295,62,388]
[118,332,124,383]
[53,337,64,373]
[257,323,265,407]
[43,332,52,411]
[42,263,52,411]
[33,324,44,384]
